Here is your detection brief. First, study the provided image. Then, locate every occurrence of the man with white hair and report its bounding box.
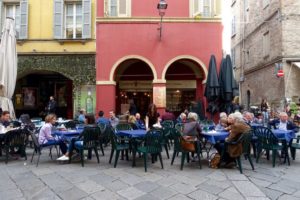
[215,111,250,167]
[243,111,253,124]
[269,112,298,132]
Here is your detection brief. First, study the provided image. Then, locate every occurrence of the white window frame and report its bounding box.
[106,0,131,17]
[231,48,236,67]
[263,31,270,58]
[231,15,236,37]
[262,0,270,9]
[64,2,82,39]
[190,0,214,18]
[3,3,20,36]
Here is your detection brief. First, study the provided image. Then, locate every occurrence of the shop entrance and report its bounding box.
[14,71,73,118]
[165,58,205,118]
[114,59,154,117]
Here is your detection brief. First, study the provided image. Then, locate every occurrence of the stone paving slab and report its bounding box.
[1,146,300,199]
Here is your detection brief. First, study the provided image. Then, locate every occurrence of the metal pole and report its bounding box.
[159,15,163,40]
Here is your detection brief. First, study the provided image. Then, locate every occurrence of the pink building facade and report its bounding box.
[96,0,223,117]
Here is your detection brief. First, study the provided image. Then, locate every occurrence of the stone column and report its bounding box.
[152,80,166,115]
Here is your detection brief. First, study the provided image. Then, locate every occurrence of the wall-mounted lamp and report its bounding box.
[157,0,168,41]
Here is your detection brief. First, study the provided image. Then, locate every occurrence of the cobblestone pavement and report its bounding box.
[1,147,300,200]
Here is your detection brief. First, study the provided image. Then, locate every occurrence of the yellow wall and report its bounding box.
[17,0,96,53]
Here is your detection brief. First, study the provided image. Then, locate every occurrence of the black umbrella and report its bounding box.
[204,55,220,118]
[219,55,239,113]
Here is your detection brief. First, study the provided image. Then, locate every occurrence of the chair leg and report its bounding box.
[69,151,73,164]
[164,144,169,159]
[5,146,9,164]
[100,143,105,156]
[266,150,270,160]
[125,150,129,161]
[49,147,53,160]
[272,150,276,167]
[143,153,148,172]
[94,148,100,164]
[109,149,114,164]
[114,150,120,168]
[247,155,255,170]
[171,151,177,165]
[36,152,41,167]
[291,147,296,160]
[31,149,36,163]
[158,153,164,169]
[180,152,186,170]
[256,148,262,163]
[251,141,257,158]
[196,152,202,169]
[80,150,84,167]
[236,156,242,174]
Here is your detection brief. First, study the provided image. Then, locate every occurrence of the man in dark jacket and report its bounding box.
[46,96,57,115]
[269,112,298,132]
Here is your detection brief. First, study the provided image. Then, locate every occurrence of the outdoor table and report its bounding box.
[202,130,229,144]
[201,124,215,131]
[251,123,264,129]
[117,130,147,138]
[52,129,83,142]
[201,130,229,159]
[272,129,295,143]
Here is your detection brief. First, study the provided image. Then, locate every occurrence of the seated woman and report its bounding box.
[38,114,67,154]
[182,112,202,137]
[214,112,250,167]
[215,117,228,131]
[128,115,138,130]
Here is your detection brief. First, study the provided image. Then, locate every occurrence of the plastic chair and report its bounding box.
[255,127,289,167]
[65,121,77,129]
[4,128,28,164]
[115,123,133,131]
[224,130,255,173]
[69,127,100,167]
[30,130,59,167]
[161,120,174,129]
[175,123,184,133]
[171,129,202,170]
[97,123,107,155]
[290,135,300,160]
[135,129,164,172]
[108,126,130,168]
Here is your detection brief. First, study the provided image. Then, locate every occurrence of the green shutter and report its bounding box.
[82,0,91,39]
[53,0,64,39]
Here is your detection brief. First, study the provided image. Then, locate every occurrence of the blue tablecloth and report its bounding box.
[272,129,295,142]
[202,131,229,144]
[251,123,264,128]
[117,130,147,138]
[53,129,83,137]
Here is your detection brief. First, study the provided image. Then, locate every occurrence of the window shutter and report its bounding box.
[118,0,127,16]
[82,0,91,39]
[53,0,64,39]
[19,0,28,39]
[0,1,3,32]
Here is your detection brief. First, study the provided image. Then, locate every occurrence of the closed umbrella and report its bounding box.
[204,55,220,118]
[219,55,239,114]
[0,18,17,119]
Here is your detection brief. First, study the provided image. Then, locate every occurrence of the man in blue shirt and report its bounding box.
[269,112,298,132]
[135,113,145,129]
[78,109,87,124]
[97,110,110,125]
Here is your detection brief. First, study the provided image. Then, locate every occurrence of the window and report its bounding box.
[263,31,270,58]
[231,48,236,67]
[0,0,28,39]
[244,0,249,23]
[65,2,82,39]
[262,0,270,9]
[190,0,212,18]
[106,0,131,17]
[53,0,91,39]
[231,15,236,36]
[246,49,250,63]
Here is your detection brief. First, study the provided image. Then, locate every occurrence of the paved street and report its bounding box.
[1,147,300,200]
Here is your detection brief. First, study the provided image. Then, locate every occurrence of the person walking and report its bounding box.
[45,96,57,115]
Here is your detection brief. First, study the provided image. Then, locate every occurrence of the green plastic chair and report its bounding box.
[136,129,164,172]
[161,120,174,129]
[69,127,100,167]
[255,127,289,167]
[171,128,202,170]
[97,123,107,156]
[224,130,255,173]
[175,123,184,133]
[109,127,130,168]
[115,123,132,131]
[290,135,300,160]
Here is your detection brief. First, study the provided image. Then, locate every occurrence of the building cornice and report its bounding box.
[17,52,96,55]
[96,81,117,85]
[96,17,222,23]
[244,57,283,75]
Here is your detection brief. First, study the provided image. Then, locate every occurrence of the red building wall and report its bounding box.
[96,0,223,117]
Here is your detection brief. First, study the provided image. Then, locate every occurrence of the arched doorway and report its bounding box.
[114,59,155,116]
[15,71,73,118]
[164,58,206,117]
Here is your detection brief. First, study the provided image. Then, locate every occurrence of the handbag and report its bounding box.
[209,153,221,169]
[180,136,196,152]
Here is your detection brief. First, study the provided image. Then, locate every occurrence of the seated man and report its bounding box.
[0,111,11,128]
[78,109,87,124]
[135,113,145,130]
[215,112,250,167]
[96,110,110,125]
[242,111,253,125]
[176,113,187,124]
[269,112,298,132]
[109,110,119,128]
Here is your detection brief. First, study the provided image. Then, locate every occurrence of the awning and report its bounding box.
[292,62,300,69]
